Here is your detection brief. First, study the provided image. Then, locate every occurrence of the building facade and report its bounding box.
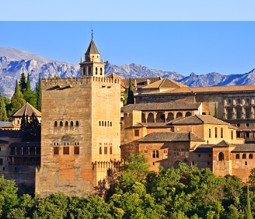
[36,38,121,197]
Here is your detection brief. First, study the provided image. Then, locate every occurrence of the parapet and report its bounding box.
[42,76,120,90]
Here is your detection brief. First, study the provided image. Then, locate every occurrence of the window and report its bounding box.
[221,128,224,138]
[152,150,159,158]
[246,108,251,119]
[231,131,234,140]
[104,147,107,154]
[110,147,112,154]
[237,131,241,138]
[246,132,250,138]
[110,122,112,127]
[99,147,102,154]
[218,152,224,161]
[249,154,253,159]
[100,68,103,75]
[245,161,248,166]
[104,121,107,126]
[74,147,79,155]
[70,121,74,127]
[60,121,63,127]
[107,121,109,126]
[209,129,211,138]
[54,121,58,127]
[99,121,101,126]
[228,99,232,105]
[236,106,242,119]
[134,130,139,137]
[76,121,79,126]
[0,158,3,165]
[63,147,69,155]
[65,121,68,126]
[236,154,240,159]
[227,109,232,120]
[242,154,246,159]
[95,67,98,75]
[54,147,59,155]
[215,128,218,138]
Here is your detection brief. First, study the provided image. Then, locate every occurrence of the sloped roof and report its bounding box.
[12,102,41,117]
[122,101,201,112]
[168,115,232,126]
[85,39,100,55]
[232,144,255,152]
[142,78,188,90]
[214,140,231,147]
[0,130,23,138]
[193,144,213,153]
[138,132,204,143]
[122,77,162,89]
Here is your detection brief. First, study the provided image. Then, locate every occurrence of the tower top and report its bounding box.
[85,39,100,55]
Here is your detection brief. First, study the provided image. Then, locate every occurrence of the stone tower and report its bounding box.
[36,38,121,197]
[80,37,105,77]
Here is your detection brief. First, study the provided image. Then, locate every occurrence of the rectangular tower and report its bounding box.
[36,76,121,197]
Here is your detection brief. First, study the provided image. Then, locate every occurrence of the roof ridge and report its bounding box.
[195,115,205,124]
[158,78,166,88]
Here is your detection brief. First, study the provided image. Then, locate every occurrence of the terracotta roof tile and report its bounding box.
[142,78,188,89]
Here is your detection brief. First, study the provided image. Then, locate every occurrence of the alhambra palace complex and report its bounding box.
[1,38,255,196]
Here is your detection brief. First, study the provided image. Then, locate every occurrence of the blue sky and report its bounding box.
[1,22,255,76]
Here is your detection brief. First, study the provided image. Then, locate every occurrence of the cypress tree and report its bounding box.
[127,78,134,105]
[23,74,37,108]
[19,73,27,93]
[245,186,253,219]
[0,93,8,121]
[9,80,26,116]
[36,77,42,111]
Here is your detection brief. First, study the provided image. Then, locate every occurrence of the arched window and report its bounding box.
[110,122,112,126]
[236,154,240,159]
[100,68,103,75]
[176,112,183,118]
[54,121,58,127]
[167,113,174,122]
[242,154,246,159]
[236,106,242,119]
[249,154,253,159]
[185,112,192,117]
[60,121,63,127]
[218,152,224,161]
[65,121,68,126]
[147,113,154,123]
[95,67,98,75]
[99,147,102,154]
[105,121,107,126]
[70,121,74,127]
[209,129,211,138]
[76,121,79,126]
[142,113,146,123]
[156,112,165,123]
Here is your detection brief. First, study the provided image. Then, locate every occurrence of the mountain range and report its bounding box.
[0,48,255,98]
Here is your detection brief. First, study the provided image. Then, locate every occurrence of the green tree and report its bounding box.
[19,73,27,93]
[9,80,26,116]
[0,176,19,218]
[127,78,134,105]
[23,74,37,108]
[36,77,42,111]
[0,93,8,121]
[245,186,253,219]
[214,103,218,118]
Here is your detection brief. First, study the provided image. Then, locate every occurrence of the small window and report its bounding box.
[221,128,224,138]
[105,121,107,126]
[152,150,159,158]
[0,159,3,165]
[198,154,201,158]
[74,147,79,155]
[54,121,58,127]
[245,161,248,166]
[246,132,250,138]
[99,121,101,126]
[215,127,218,138]
[231,131,234,140]
[70,121,74,127]
[65,121,68,126]
[63,147,69,155]
[209,129,211,138]
[249,154,253,159]
[236,154,240,159]
[110,122,112,127]
[54,147,59,155]
[76,121,79,126]
[100,68,103,75]
[219,152,224,161]
[242,154,246,159]
[107,121,109,126]
[99,147,102,154]
[104,147,107,154]
[134,130,139,137]
[60,121,63,127]
[110,147,112,154]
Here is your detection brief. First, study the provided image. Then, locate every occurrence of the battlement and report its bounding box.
[42,76,120,89]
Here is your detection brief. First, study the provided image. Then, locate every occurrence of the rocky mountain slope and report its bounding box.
[0,48,255,98]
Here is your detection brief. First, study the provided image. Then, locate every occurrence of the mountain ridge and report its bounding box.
[0,48,255,98]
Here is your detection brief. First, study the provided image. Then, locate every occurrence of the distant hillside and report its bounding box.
[0,48,255,98]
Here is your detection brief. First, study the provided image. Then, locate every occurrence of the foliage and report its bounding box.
[23,74,37,108]
[9,80,26,116]
[0,93,8,121]
[35,77,42,111]
[21,113,41,142]
[127,78,134,105]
